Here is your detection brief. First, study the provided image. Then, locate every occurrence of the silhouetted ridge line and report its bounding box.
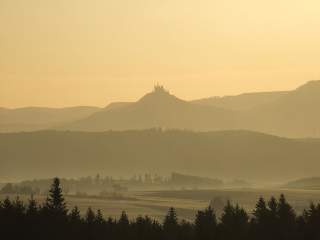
[2,80,320,137]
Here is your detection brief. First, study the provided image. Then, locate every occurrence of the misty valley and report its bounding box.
[3,0,320,238]
[2,84,320,240]
[2,172,320,220]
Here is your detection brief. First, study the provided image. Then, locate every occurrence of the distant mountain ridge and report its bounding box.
[2,80,320,137]
[0,106,101,132]
[60,81,320,137]
[244,80,320,137]
[191,91,289,111]
[61,85,237,131]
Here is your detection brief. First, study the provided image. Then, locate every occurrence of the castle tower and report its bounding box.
[154,83,169,94]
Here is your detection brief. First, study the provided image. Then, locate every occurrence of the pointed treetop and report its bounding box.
[164,207,178,227]
[45,177,67,215]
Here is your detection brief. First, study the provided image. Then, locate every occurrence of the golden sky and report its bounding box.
[1,0,320,107]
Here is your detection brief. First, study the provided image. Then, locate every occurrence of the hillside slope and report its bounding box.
[192,91,288,111]
[63,86,237,131]
[284,177,320,190]
[244,81,320,137]
[61,81,320,137]
[1,130,319,182]
[0,106,101,132]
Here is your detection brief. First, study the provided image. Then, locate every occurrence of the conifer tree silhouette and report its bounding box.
[277,194,297,240]
[0,185,318,240]
[301,202,320,240]
[220,201,249,240]
[252,197,272,240]
[195,206,217,240]
[27,195,38,217]
[163,207,179,240]
[69,206,81,222]
[45,177,67,216]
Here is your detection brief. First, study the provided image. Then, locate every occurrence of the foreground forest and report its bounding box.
[2,178,320,240]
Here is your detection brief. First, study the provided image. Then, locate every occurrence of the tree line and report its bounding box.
[1,178,319,240]
[0,172,224,197]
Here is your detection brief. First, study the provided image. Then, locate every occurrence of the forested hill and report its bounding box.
[284,177,320,190]
[1,129,320,182]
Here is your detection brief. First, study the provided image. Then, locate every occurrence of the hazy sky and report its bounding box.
[1,0,320,107]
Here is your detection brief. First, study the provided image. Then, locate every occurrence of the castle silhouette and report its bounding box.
[154,84,170,94]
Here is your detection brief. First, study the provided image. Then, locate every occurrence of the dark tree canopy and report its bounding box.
[1,178,320,240]
[45,177,67,216]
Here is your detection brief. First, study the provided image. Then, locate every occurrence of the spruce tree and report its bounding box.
[95,209,105,224]
[220,201,249,240]
[69,206,81,222]
[277,194,296,222]
[253,197,268,223]
[85,207,96,225]
[164,207,178,227]
[27,195,38,217]
[268,196,278,219]
[195,206,217,240]
[12,196,25,216]
[26,196,39,239]
[117,211,130,240]
[119,211,129,226]
[45,178,67,216]
[277,194,296,239]
[163,207,179,240]
[302,203,320,240]
[252,197,272,240]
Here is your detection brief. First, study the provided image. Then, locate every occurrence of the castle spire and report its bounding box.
[154,84,168,93]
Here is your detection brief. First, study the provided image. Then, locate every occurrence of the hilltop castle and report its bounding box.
[154,84,169,94]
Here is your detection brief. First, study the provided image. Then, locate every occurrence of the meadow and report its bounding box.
[2,188,320,221]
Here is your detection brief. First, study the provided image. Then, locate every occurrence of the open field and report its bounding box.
[143,188,320,216]
[0,192,206,221]
[2,188,320,221]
